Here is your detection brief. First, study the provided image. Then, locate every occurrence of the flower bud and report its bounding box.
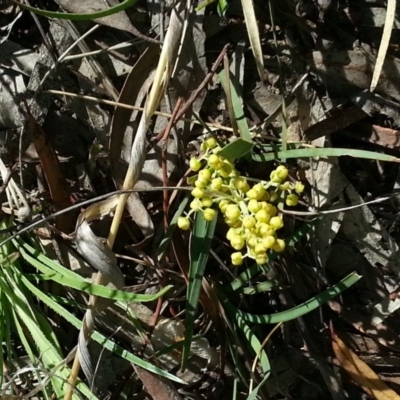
[203,208,216,221]
[178,217,190,230]
[189,158,201,171]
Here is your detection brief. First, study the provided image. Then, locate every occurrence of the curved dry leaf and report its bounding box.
[75,195,124,289]
[332,332,400,400]
[134,366,183,400]
[370,0,396,92]
[110,45,160,242]
[110,44,160,185]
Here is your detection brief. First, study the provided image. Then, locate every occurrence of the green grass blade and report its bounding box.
[195,0,216,11]
[16,239,171,302]
[217,0,229,16]
[229,272,361,324]
[241,279,279,294]
[39,272,172,302]
[13,0,138,20]
[20,274,186,385]
[11,309,53,400]
[226,302,270,375]
[219,138,254,161]
[182,211,217,370]
[218,70,252,141]
[246,374,271,400]
[252,147,400,163]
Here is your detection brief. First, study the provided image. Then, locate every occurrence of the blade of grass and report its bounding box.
[219,138,254,161]
[241,279,280,294]
[15,239,171,302]
[181,211,218,370]
[218,70,252,141]
[20,273,186,385]
[252,147,400,163]
[223,55,239,136]
[225,272,361,324]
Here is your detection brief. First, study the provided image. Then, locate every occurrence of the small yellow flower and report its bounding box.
[247,236,258,248]
[272,239,285,252]
[279,182,290,191]
[194,179,206,189]
[262,235,275,249]
[246,189,258,200]
[178,217,190,230]
[255,209,270,223]
[231,252,243,266]
[198,169,211,182]
[231,234,245,250]
[218,164,232,178]
[254,243,266,255]
[210,177,223,190]
[242,216,256,229]
[276,165,288,180]
[255,254,268,265]
[270,216,284,230]
[225,204,241,221]
[189,158,201,172]
[203,208,216,221]
[295,182,305,194]
[208,154,222,169]
[205,136,217,149]
[191,187,205,198]
[219,199,229,213]
[202,197,213,207]
[233,177,248,191]
[286,194,299,207]
[248,199,261,213]
[190,199,202,211]
[253,183,266,199]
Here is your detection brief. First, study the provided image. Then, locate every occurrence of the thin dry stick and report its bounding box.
[45,89,234,132]
[154,43,230,143]
[65,3,185,397]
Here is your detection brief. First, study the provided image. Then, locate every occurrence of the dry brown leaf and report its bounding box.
[134,366,183,400]
[332,332,400,399]
[26,109,74,232]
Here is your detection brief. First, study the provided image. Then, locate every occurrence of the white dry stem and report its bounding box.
[370,0,396,92]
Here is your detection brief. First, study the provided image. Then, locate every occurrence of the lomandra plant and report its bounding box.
[178,136,304,265]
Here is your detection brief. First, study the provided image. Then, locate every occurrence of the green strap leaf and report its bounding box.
[182,211,217,370]
[219,138,254,161]
[252,147,400,163]
[223,272,361,324]
[20,274,186,385]
[17,242,171,302]
[218,70,252,142]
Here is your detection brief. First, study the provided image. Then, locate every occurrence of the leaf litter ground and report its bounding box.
[1,1,400,399]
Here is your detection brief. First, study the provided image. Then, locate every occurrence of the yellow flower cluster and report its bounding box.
[178,136,304,266]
